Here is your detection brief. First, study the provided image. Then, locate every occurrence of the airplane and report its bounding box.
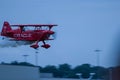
[0,21,57,49]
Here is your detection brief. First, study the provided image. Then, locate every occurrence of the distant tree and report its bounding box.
[73,64,91,78]
[10,61,35,66]
[11,61,19,65]
[91,66,108,79]
[58,63,72,78]
[0,61,110,79]
[1,62,9,65]
[40,65,58,77]
[18,62,35,66]
[40,63,73,78]
[40,65,57,73]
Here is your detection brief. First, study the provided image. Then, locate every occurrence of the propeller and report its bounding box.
[51,31,57,39]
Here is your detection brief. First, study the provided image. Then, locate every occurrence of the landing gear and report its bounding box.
[30,40,51,49]
[30,44,39,49]
[41,44,50,49]
[30,41,39,49]
[41,41,50,49]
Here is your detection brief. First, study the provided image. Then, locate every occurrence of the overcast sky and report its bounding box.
[0,0,120,67]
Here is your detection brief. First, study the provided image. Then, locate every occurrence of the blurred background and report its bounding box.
[0,0,120,80]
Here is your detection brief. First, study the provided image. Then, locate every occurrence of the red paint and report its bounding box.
[1,21,57,49]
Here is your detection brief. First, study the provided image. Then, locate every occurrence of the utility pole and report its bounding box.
[94,49,101,80]
[94,49,101,66]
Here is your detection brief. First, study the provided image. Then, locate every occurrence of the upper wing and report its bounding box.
[11,24,58,27]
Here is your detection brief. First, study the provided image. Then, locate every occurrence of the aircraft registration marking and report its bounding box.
[14,34,32,38]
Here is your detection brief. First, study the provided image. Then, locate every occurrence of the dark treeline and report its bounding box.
[1,61,119,79]
[40,63,109,79]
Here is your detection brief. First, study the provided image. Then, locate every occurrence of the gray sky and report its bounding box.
[0,0,120,67]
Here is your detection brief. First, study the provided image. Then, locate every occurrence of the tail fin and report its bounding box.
[1,21,12,36]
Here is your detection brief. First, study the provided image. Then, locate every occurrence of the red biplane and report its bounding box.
[1,21,57,49]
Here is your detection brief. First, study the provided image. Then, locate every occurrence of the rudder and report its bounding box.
[1,21,12,36]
